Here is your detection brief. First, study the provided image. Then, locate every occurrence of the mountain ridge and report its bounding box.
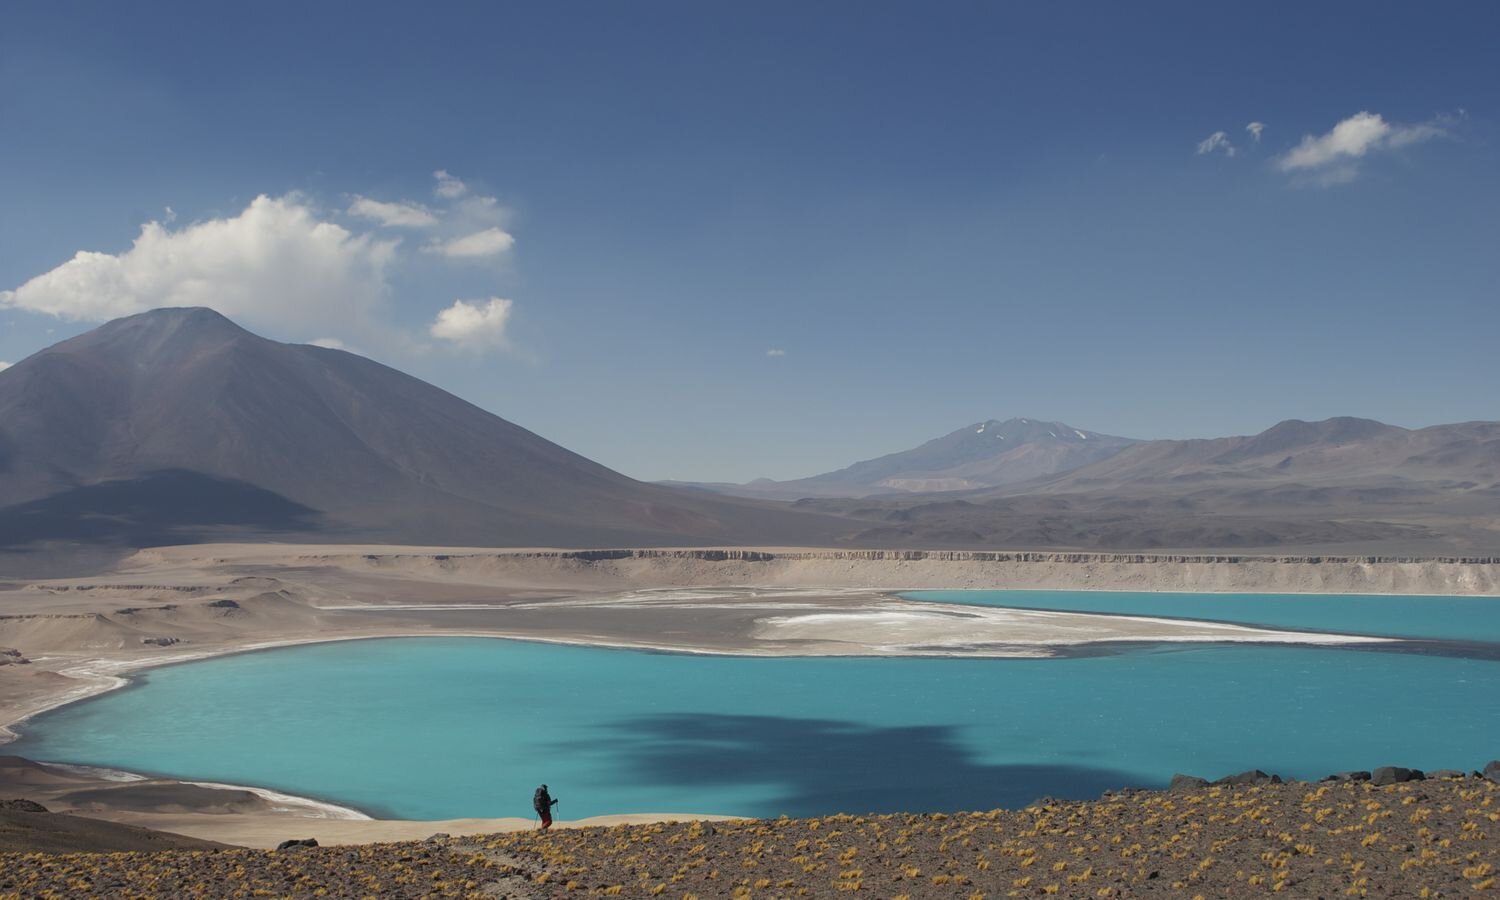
[0,308,848,553]
[2,308,1496,563]
[667,418,1140,499]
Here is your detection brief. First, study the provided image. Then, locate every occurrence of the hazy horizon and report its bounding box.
[3,2,1497,483]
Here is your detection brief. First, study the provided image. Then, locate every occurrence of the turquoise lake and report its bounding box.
[905,590,1500,643]
[11,592,1500,822]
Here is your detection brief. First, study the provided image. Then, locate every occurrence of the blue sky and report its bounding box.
[2,1,1497,482]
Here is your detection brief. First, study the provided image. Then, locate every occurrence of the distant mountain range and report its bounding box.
[665,418,1139,499]
[673,413,1500,555]
[790,417,1500,555]
[1,308,1495,565]
[996,416,1500,496]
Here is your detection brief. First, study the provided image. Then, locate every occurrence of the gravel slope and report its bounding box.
[3,777,1496,898]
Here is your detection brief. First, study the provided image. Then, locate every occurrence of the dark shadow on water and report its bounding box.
[596,713,1143,818]
[1335,639,1500,662]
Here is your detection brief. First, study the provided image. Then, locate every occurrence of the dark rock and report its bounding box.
[1320,771,1371,783]
[1371,766,1424,786]
[1168,774,1209,793]
[0,799,48,812]
[275,838,319,850]
[1427,769,1465,780]
[140,636,180,647]
[1480,760,1500,784]
[425,833,450,843]
[206,599,240,609]
[1214,769,1278,786]
[0,648,29,666]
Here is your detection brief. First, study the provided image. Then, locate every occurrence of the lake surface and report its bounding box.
[13,592,1500,821]
[905,589,1500,643]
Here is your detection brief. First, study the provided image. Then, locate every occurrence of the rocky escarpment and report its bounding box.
[354,548,1500,565]
[270,546,1500,595]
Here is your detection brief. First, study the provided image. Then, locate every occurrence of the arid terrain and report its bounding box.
[1,542,1497,847]
[3,776,1497,897]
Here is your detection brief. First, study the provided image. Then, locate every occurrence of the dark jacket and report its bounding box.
[533,787,556,813]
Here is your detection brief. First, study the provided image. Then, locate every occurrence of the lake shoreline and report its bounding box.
[2,541,1496,847]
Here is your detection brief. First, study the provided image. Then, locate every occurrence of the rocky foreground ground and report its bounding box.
[3,777,1499,898]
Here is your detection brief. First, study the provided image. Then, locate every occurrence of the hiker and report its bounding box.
[533,784,559,830]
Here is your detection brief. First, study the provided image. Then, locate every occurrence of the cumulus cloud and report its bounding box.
[766,348,786,357]
[4,173,525,356]
[1246,121,1265,142]
[433,169,468,199]
[426,226,515,259]
[1196,131,1235,157]
[429,298,513,348]
[347,196,438,228]
[0,195,398,333]
[1277,111,1449,185]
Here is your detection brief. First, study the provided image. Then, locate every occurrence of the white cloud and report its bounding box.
[0,194,398,334]
[0,361,10,372]
[309,336,367,356]
[433,169,468,199]
[1277,111,1448,184]
[766,348,786,357]
[426,226,515,259]
[430,298,513,348]
[1246,121,1265,142]
[347,196,438,228]
[4,175,527,356]
[1196,131,1235,157]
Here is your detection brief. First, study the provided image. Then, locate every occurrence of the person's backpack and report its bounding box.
[533,787,548,812]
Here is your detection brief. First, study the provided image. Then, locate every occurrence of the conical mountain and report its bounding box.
[0,308,844,550]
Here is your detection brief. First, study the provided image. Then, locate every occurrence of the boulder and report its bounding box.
[1371,766,1424,786]
[0,799,49,812]
[1320,771,1372,783]
[1482,760,1500,784]
[1168,774,1209,793]
[275,838,319,850]
[140,637,180,647]
[1214,770,1280,786]
[1427,769,1465,780]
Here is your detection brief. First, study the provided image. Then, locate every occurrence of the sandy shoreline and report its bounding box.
[1,753,744,847]
[2,541,1494,847]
